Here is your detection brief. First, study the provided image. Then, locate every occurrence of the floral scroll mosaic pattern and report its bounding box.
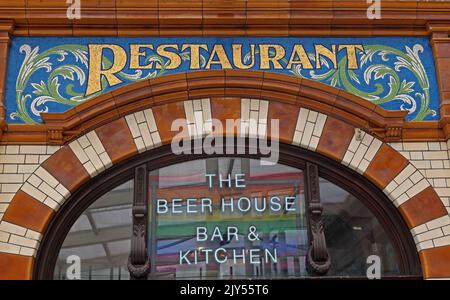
[5,37,440,124]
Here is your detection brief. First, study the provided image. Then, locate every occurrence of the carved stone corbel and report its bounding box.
[385,126,403,141]
[47,129,64,144]
[369,126,403,142]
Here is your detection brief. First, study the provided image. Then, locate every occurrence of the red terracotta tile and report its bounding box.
[3,191,54,233]
[211,97,241,122]
[433,41,450,58]
[41,146,90,192]
[316,117,355,161]
[420,246,450,279]
[399,186,448,229]
[268,101,299,144]
[364,144,409,189]
[0,253,33,280]
[95,118,138,164]
[152,102,187,144]
[437,58,450,92]
[209,97,241,136]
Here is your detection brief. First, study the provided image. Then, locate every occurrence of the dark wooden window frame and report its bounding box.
[33,140,422,279]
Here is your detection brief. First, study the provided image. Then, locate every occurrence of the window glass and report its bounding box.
[150,158,307,279]
[54,180,133,280]
[54,158,408,279]
[320,178,401,277]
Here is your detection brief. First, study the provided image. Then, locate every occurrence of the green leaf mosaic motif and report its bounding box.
[6,38,439,124]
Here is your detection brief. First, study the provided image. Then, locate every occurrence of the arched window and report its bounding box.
[34,144,422,279]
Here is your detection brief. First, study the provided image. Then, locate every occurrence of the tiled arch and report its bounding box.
[1,72,449,280]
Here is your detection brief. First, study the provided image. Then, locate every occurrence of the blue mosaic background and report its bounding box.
[5,37,440,124]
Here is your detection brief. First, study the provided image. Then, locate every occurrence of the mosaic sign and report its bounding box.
[5,37,439,124]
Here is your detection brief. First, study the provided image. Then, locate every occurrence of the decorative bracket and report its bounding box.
[47,129,64,145]
[369,126,403,141]
[128,164,151,280]
[305,162,331,276]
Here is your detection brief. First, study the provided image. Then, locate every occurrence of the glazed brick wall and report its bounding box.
[0,145,60,257]
[0,100,449,279]
[0,136,448,257]
[389,141,450,253]
[0,117,450,258]
[389,141,450,213]
[0,145,60,222]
